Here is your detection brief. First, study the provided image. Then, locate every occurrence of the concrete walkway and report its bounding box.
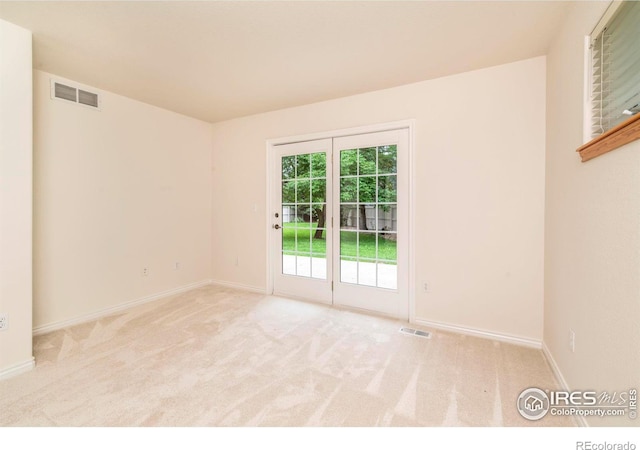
[282,255,397,289]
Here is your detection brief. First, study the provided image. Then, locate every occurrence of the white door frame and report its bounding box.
[265,119,416,321]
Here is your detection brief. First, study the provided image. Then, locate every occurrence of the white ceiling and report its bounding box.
[0,1,572,123]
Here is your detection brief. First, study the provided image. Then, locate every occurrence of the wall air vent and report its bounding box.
[54,82,77,102]
[51,79,101,110]
[78,89,99,108]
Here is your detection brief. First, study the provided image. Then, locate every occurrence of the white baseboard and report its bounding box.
[413,318,542,349]
[542,342,587,427]
[541,342,571,391]
[0,357,35,380]
[210,279,267,294]
[33,279,213,336]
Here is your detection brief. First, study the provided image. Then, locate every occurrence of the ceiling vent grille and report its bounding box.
[51,79,101,110]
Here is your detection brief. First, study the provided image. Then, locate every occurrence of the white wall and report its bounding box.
[545,3,640,426]
[33,70,212,331]
[0,20,33,377]
[211,57,546,342]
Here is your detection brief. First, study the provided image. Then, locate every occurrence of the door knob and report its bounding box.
[273,224,281,230]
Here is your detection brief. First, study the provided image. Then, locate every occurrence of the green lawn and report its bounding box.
[282,222,396,262]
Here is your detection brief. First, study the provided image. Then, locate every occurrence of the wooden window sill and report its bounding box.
[577,114,640,162]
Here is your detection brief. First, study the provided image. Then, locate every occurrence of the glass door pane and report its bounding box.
[339,144,397,289]
[281,152,327,280]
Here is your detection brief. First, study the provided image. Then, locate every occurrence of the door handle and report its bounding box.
[273,224,281,230]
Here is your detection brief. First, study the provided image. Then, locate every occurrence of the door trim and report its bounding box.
[266,119,416,321]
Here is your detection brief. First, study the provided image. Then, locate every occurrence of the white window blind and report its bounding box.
[590,0,640,139]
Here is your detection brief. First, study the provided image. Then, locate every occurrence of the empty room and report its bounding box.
[0,0,638,438]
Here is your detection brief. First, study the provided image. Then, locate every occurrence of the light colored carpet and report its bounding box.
[0,284,572,426]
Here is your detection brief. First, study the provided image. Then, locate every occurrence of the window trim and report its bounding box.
[577,113,640,162]
[578,0,640,162]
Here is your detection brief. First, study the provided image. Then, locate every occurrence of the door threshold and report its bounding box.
[270,291,406,322]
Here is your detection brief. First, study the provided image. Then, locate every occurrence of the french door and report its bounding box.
[271,129,409,319]
[271,138,334,304]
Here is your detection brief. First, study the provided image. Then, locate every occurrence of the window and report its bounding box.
[578,0,640,162]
